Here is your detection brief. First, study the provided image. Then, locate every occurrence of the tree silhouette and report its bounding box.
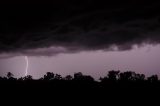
[73,72,94,82]
[54,74,62,80]
[65,75,73,81]
[74,72,83,80]
[134,73,145,81]
[18,77,24,81]
[6,72,17,80]
[43,72,55,80]
[119,71,135,81]
[7,72,14,79]
[100,70,120,83]
[23,75,33,81]
[83,75,94,82]
[147,75,158,83]
[107,70,120,81]
[0,76,3,81]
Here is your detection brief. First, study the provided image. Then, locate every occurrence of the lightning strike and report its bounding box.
[25,56,29,76]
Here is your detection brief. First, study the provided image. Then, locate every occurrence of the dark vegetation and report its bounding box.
[1,70,160,101]
[0,70,160,88]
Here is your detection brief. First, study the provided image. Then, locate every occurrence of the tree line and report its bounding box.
[0,70,159,83]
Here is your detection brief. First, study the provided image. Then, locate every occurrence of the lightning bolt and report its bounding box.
[25,56,29,76]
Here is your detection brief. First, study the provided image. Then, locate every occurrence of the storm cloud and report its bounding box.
[0,0,160,56]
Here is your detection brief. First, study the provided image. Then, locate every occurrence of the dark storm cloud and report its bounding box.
[0,0,160,56]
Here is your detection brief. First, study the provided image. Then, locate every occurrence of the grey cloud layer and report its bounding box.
[0,1,160,56]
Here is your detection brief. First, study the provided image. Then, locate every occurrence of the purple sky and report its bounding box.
[0,44,160,80]
[1,1,160,80]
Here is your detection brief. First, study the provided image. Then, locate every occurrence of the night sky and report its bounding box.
[0,1,160,79]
